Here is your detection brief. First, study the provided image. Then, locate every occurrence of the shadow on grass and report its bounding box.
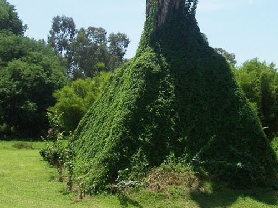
[12,142,34,149]
[190,183,278,208]
[117,193,143,208]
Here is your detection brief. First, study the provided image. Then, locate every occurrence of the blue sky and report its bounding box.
[8,0,278,66]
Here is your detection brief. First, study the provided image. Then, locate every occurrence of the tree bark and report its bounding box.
[146,0,183,27]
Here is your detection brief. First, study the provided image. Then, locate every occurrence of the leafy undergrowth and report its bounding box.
[0,140,277,208]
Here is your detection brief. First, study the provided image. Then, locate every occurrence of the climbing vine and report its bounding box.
[69,0,278,193]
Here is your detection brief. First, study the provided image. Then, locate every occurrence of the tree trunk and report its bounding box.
[147,0,182,27]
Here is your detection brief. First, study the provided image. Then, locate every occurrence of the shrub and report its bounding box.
[49,71,111,132]
[40,111,70,182]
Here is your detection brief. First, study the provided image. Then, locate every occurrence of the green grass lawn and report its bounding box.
[0,140,277,208]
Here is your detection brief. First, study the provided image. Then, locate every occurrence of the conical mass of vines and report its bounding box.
[70,0,278,191]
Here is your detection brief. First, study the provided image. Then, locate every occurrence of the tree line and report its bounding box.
[1,0,278,140]
[0,0,128,137]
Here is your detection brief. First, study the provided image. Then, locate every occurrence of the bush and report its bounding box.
[49,71,111,132]
[40,111,71,182]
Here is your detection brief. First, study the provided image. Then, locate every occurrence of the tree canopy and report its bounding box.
[0,33,67,137]
[48,15,130,79]
[0,0,26,35]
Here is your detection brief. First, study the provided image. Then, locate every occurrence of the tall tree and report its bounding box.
[214,47,236,66]
[0,0,26,35]
[108,32,130,69]
[70,27,108,78]
[48,15,130,79]
[70,0,277,191]
[0,34,67,137]
[47,15,77,75]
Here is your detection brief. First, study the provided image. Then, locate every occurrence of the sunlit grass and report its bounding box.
[0,141,118,208]
[0,140,277,208]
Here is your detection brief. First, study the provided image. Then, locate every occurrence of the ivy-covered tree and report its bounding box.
[70,0,277,192]
[0,0,26,35]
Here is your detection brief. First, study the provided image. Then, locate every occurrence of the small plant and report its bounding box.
[40,133,67,182]
[40,111,69,182]
[108,168,140,197]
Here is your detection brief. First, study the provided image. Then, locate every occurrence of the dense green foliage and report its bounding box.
[0,33,67,137]
[0,1,129,138]
[233,59,278,139]
[0,1,68,137]
[0,0,26,35]
[48,15,130,79]
[49,71,111,132]
[70,0,278,192]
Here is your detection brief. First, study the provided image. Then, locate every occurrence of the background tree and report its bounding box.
[47,15,77,75]
[0,33,67,137]
[214,47,236,66]
[70,27,108,78]
[107,32,130,70]
[49,71,111,132]
[233,58,278,139]
[0,0,26,35]
[48,15,130,79]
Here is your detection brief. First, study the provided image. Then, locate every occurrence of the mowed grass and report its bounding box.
[0,140,277,208]
[0,141,120,208]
